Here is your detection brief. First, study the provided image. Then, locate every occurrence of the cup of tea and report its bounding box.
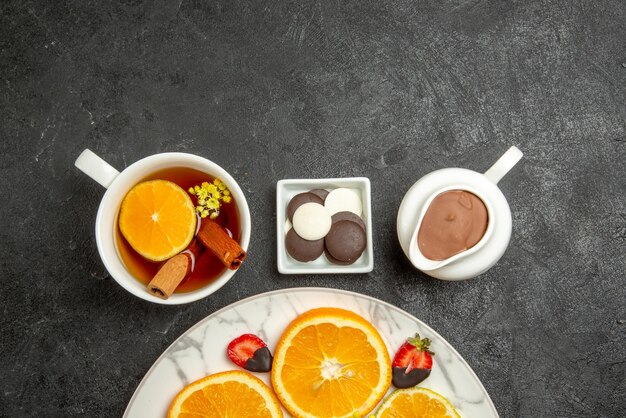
[75,149,251,304]
[397,146,523,280]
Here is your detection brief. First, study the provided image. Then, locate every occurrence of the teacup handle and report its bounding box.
[75,149,120,189]
[484,146,523,184]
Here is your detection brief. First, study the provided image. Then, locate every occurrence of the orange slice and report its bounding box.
[118,180,196,262]
[271,307,392,418]
[167,370,283,418]
[375,387,460,418]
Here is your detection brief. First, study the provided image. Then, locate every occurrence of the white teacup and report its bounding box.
[75,149,251,304]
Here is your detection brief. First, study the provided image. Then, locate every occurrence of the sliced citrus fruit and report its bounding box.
[119,179,196,262]
[271,307,392,418]
[374,387,460,418]
[167,370,283,418]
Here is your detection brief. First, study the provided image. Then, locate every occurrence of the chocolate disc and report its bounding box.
[324,249,356,265]
[331,211,366,231]
[285,229,324,262]
[324,220,366,263]
[287,192,324,221]
[292,203,332,240]
[324,188,362,216]
[309,188,329,202]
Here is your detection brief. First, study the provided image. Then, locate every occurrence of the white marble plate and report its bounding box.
[124,288,498,417]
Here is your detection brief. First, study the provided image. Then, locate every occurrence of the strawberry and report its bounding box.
[391,333,434,388]
[227,334,273,372]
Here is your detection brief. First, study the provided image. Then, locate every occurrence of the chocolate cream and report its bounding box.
[417,190,488,261]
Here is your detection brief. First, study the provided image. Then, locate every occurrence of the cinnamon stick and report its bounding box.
[197,219,246,269]
[147,240,202,299]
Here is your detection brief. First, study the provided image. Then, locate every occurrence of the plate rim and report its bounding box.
[123,286,499,417]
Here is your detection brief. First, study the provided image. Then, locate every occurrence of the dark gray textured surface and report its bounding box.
[1,0,625,416]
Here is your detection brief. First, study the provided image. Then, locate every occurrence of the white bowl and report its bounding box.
[397,169,511,280]
[276,178,374,274]
[397,146,522,280]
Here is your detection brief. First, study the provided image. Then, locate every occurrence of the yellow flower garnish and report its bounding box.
[188,178,232,219]
[206,198,219,210]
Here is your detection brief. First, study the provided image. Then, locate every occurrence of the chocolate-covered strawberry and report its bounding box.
[391,334,434,388]
[227,334,273,372]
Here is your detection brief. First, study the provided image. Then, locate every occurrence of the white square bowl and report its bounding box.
[276,177,374,274]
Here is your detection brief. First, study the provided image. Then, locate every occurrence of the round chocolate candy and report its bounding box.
[292,202,332,240]
[287,192,324,221]
[309,188,329,202]
[324,249,356,265]
[285,228,324,262]
[324,188,362,216]
[325,220,367,263]
[331,211,366,231]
